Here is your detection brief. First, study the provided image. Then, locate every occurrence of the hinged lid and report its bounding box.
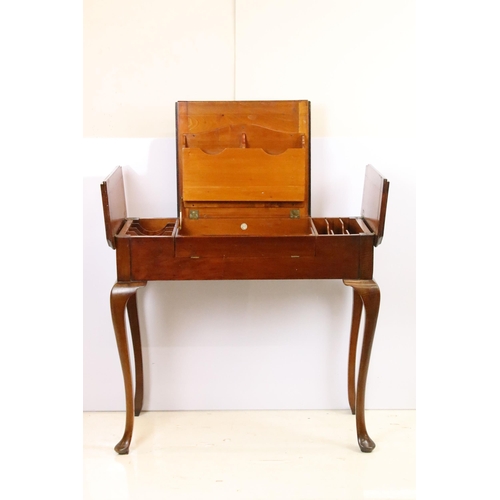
[176,100,310,220]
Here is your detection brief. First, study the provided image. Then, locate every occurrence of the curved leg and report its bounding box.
[127,293,144,416]
[110,281,147,454]
[347,288,363,415]
[343,279,380,453]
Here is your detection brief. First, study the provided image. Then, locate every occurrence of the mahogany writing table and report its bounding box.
[101,100,389,454]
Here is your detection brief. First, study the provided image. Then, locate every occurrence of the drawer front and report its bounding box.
[175,235,316,258]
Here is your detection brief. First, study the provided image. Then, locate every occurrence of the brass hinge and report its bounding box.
[290,209,300,219]
[189,210,199,219]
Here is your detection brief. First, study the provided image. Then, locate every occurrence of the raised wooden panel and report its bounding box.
[182,147,306,202]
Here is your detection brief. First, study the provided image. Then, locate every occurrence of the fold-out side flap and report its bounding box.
[361,165,390,247]
[101,166,127,249]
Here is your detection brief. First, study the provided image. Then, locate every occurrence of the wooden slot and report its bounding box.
[311,218,327,234]
[184,124,304,153]
[355,217,372,234]
[347,218,367,234]
[312,217,367,235]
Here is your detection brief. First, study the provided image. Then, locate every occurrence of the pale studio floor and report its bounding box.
[83,409,415,500]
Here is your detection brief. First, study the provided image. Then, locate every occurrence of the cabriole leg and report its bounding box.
[347,288,363,415]
[110,281,147,454]
[343,279,380,453]
[127,293,144,416]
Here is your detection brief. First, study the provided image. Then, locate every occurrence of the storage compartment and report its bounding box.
[125,218,177,236]
[312,217,369,235]
[120,218,179,281]
[175,217,315,258]
[178,217,314,237]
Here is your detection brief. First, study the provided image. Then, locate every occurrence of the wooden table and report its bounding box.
[101,100,390,454]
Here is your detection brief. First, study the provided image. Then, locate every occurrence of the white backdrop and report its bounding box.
[83,0,415,411]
